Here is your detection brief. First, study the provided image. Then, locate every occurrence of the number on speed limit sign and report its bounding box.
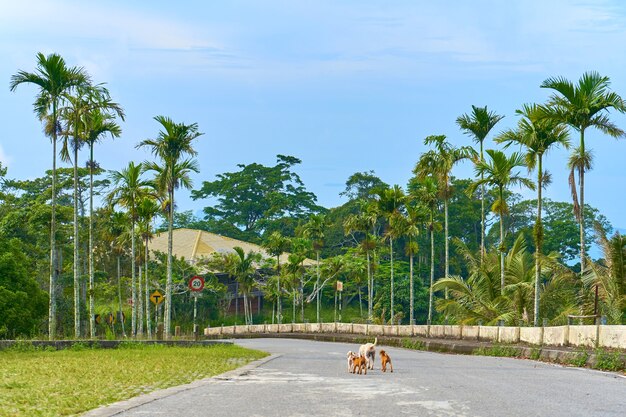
[189,275,205,292]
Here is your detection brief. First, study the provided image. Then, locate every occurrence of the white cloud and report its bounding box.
[0,144,11,169]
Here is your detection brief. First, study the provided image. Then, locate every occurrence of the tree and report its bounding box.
[106,162,151,336]
[456,106,504,262]
[10,52,89,339]
[469,150,535,294]
[497,103,569,326]
[373,185,405,324]
[136,196,160,337]
[301,214,326,323]
[409,176,440,324]
[541,72,625,279]
[403,203,425,324]
[138,116,202,338]
[225,247,261,325]
[263,231,291,324]
[415,135,473,286]
[191,155,324,242]
[340,171,388,201]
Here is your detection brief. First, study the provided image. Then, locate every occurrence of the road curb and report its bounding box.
[81,353,280,416]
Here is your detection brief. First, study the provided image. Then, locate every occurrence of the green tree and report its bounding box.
[497,103,570,326]
[415,135,473,287]
[136,196,160,337]
[373,185,405,324]
[456,106,504,262]
[541,72,626,278]
[262,231,291,324]
[301,214,326,323]
[138,116,203,338]
[192,155,324,242]
[469,150,535,294]
[10,52,89,339]
[225,247,261,325]
[106,162,151,336]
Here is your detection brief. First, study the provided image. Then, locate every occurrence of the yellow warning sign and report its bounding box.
[150,290,164,305]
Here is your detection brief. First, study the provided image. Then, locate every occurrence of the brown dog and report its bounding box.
[351,355,367,375]
[380,350,393,373]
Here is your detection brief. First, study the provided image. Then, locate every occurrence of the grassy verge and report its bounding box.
[0,342,267,417]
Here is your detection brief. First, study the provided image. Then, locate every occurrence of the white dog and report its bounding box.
[359,337,377,370]
[346,351,358,372]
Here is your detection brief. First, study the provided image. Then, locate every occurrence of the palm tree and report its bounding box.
[496,103,569,326]
[10,52,89,339]
[415,135,473,287]
[541,72,625,278]
[225,247,261,325]
[456,106,504,262]
[301,214,326,323]
[138,116,203,338]
[403,203,425,324]
[136,196,160,338]
[263,232,291,324]
[373,185,405,324]
[410,176,439,324]
[60,84,124,338]
[469,150,535,295]
[107,162,151,336]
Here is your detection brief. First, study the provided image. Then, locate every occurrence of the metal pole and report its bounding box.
[193,293,198,331]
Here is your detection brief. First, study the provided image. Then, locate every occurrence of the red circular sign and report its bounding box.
[189,276,205,292]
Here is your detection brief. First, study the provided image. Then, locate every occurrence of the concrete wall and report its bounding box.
[204,322,626,350]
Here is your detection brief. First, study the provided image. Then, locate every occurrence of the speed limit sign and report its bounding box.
[189,275,205,292]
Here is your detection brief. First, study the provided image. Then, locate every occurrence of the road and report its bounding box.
[103,338,625,417]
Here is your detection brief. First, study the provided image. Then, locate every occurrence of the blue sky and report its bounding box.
[1,0,626,229]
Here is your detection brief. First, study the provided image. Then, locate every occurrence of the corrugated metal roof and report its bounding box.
[149,228,316,266]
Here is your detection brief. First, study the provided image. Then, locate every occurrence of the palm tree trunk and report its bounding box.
[358,286,363,318]
[138,265,144,336]
[89,144,95,338]
[444,194,449,300]
[480,142,485,264]
[292,292,296,324]
[117,256,126,338]
[131,219,137,337]
[145,239,152,338]
[579,130,586,276]
[410,252,414,324]
[48,101,59,340]
[499,187,505,295]
[390,237,394,324]
[73,139,80,339]
[366,251,372,321]
[428,225,434,324]
[165,187,174,338]
[534,156,543,327]
[243,293,248,326]
[316,250,320,323]
[276,255,281,325]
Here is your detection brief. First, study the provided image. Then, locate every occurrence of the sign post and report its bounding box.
[189,276,205,337]
[150,290,164,335]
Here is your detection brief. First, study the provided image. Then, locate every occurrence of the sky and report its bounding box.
[1,0,626,229]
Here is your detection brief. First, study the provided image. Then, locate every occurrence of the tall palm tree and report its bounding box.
[60,84,124,338]
[138,116,203,338]
[415,135,473,287]
[107,162,151,336]
[496,103,569,326]
[10,52,89,339]
[136,196,159,338]
[374,185,405,324]
[83,94,124,338]
[541,72,626,278]
[301,213,326,323]
[457,106,505,262]
[263,232,291,324]
[469,150,535,295]
[403,203,424,324]
[410,176,439,324]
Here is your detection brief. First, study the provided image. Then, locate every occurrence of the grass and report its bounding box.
[0,342,267,417]
[473,345,520,358]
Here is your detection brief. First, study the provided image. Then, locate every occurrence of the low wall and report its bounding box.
[204,323,626,350]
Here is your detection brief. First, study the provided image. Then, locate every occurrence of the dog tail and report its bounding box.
[374,337,377,346]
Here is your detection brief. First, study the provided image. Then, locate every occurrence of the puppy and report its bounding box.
[351,355,367,375]
[359,337,377,370]
[380,349,393,373]
[346,351,357,372]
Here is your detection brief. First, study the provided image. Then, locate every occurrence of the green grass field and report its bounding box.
[0,342,267,417]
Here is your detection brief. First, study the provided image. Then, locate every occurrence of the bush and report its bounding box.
[593,350,625,372]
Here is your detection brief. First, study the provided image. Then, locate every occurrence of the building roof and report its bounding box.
[149,228,316,266]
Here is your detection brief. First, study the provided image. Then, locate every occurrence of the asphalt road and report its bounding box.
[102,338,625,417]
